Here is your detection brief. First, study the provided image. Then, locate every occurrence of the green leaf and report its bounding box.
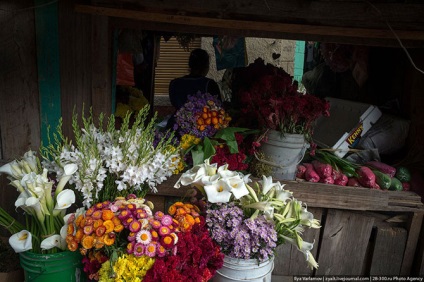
[191,145,205,166]
[203,137,216,160]
[213,127,250,141]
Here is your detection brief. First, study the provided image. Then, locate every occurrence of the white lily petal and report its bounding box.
[174,166,206,188]
[53,189,75,216]
[204,180,232,203]
[260,175,277,195]
[226,176,249,199]
[203,159,218,176]
[41,234,65,250]
[9,230,32,253]
[63,163,78,175]
[0,160,24,179]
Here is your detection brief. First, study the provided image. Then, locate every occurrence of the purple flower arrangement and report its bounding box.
[174,92,226,138]
[206,202,277,262]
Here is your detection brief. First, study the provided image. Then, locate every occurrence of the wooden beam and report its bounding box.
[75,5,424,42]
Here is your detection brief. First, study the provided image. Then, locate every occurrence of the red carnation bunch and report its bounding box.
[233,59,330,144]
[143,218,224,282]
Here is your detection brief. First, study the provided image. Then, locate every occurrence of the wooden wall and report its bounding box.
[0,0,40,222]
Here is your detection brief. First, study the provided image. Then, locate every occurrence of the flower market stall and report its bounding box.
[1,0,424,280]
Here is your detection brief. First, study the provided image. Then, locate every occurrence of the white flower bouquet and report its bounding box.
[41,105,181,208]
[0,150,77,253]
[175,159,321,269]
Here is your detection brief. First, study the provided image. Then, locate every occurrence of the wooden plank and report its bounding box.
[153,175,424,212]
[89,0,424,31]
[58,0,93,139]
[369,227,407,275]
[316,209,375,275]
[91,15,113,119]
[400,212,424,275]
[109,17,424,48]
[75,5,424,44]
[414,219,424,276]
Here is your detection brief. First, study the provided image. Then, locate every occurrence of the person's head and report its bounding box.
[189,48,210,76]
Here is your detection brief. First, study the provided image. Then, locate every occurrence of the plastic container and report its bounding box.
[19,251,84,282]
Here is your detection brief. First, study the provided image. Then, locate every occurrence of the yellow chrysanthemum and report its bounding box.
[99,254,155,282]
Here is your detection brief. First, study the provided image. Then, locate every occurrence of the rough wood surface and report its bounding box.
[401,212,424,275]
[316,209,375,275]
[77,1,424,47]
[369,226,407,275]
[153,175,424,213]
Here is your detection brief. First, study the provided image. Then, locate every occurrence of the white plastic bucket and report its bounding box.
[258,130,308,180]
[212,256,274,282]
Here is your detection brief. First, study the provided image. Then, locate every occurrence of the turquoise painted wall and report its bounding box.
[293,41,305,84]
[35,0,62,146]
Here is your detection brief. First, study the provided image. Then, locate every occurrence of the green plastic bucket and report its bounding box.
[19,251,85,282]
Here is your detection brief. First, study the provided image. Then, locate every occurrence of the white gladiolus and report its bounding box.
[9,230,32,253]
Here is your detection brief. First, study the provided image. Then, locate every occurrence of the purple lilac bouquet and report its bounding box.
[174,92,230,138]
[206,202,277,262]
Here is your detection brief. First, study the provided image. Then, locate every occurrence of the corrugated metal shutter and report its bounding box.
[154,37,201,97]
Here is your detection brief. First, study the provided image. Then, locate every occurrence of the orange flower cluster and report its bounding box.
[196,101,231,132]
[168,202,202,232]
[66,201,124,255]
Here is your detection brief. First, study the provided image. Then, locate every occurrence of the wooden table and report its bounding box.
[149,175,424,277]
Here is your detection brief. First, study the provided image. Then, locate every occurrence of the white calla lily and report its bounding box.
[10,179,26,194]
[22,150,38,172]
[53,189,75,216]
[204,180,232,203]
[9,230,32,253]
[202,158,217,176]
[174,166,206,188]
[15,193,31,214]
[0,160,22,179]
[55,163,78,196]
[226,176,249,199]
[25,197,45,223]
[41,234,66,250]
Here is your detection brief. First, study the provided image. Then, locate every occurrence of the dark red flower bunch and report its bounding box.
[143,217,224,282]
[233,58,330,143]
[211,133,250,171]
[82,250,108,281]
